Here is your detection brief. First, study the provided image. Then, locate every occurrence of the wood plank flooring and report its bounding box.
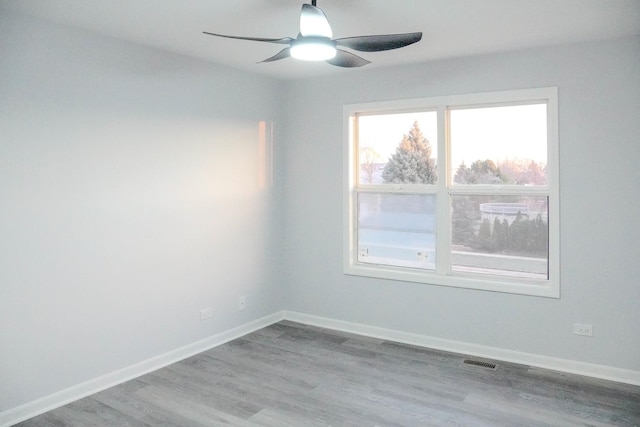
[15,321,640,426]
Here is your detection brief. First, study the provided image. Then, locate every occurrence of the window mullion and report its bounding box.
[436,106,450,275]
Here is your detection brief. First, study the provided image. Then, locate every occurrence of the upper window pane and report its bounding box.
[358,112,437,185]
[450,104,547,186]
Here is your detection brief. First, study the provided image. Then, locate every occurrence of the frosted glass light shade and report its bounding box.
[290,38,337,61]
[299,4,333,38]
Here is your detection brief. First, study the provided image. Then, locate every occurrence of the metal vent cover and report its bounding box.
[463,359,497,369]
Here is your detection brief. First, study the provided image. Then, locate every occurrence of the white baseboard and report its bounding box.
[283,311,640,387]
[4,309,639,426]
[0,311,286,427]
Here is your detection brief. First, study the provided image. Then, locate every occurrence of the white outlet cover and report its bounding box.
[573,323,593,336]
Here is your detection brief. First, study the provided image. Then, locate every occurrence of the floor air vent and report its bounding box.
[463,359,497,369]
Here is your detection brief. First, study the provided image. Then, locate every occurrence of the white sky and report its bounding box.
[358,104,547,168]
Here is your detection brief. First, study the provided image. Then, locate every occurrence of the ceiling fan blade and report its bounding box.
[203,31,293,45]
[326,49,371,68]
[300,4,332,38]
[335,32,422,52]
[259,48,291,63]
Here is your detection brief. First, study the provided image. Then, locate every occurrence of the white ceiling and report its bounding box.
[3,0,640,80]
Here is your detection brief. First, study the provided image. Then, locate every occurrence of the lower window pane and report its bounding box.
[358,193,436,269]
[451,195,548,279]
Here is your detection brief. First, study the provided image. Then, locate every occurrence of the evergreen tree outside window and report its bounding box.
[382,121,437,184]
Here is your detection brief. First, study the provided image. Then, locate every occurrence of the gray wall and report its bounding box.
[0,11,283,411]
[280,36,640,371]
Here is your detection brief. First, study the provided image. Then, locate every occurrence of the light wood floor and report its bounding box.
[16,321,640,426]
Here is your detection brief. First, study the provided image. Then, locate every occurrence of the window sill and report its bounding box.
[344,262,559,298]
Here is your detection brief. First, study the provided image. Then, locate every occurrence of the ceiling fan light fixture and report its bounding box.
[203,1,423,68]
[290,37,336,61]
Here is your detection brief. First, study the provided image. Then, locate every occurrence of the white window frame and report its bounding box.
[343,87,559,298]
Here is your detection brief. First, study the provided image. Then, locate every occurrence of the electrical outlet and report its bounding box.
[200,307,213,320]
[573,323,593,336]
[238,296,246,311]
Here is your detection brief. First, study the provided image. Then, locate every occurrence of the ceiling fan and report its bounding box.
[203,0,422,68]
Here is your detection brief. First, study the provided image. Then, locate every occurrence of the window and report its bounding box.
[344,88,559,297]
